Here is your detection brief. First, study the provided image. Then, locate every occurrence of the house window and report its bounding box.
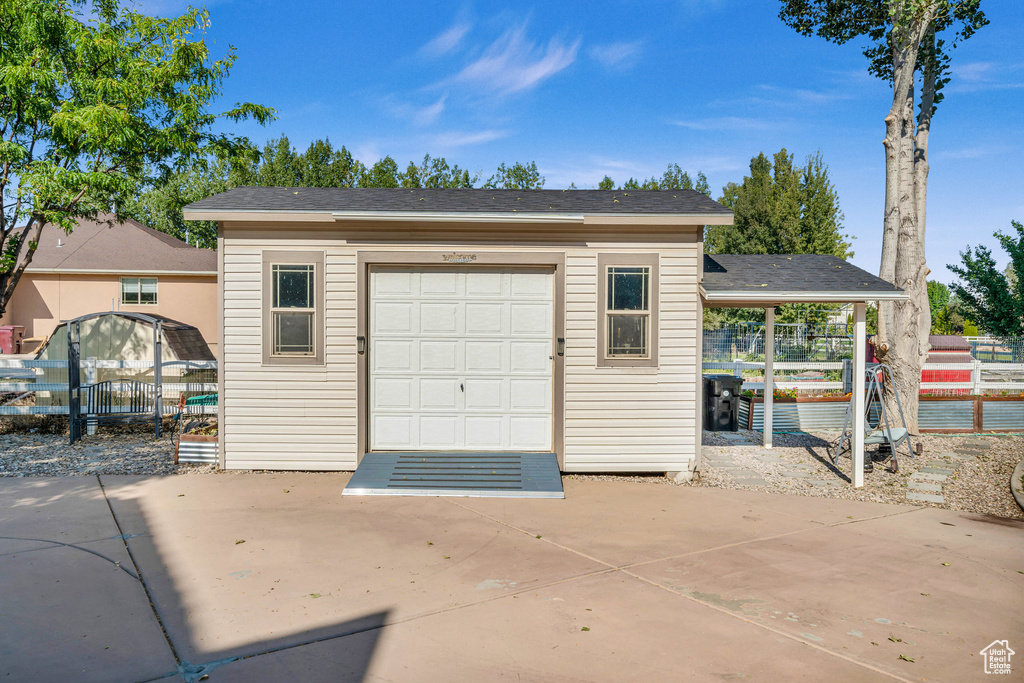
[121,277,158,305]
[262,251,324,365]
[597,254,659,367]
[272,264,315,355]
[607,266,650,356]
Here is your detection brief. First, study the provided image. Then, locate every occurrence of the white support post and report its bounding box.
[852,303,866,488]
[85,358,96,436]
[764,307,774,448]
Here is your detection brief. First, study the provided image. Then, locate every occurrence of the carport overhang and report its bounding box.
[699,254,908,487]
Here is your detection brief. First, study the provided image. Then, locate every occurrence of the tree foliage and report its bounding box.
[778,0,988,432]
[707,150,851,259]
[947,221,1024,336]
[0,0,274,316]
[705,149,851,326]
[484,161,545,190]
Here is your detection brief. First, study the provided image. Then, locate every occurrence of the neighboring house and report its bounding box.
[184,188,901,475]
[0,216,218,353]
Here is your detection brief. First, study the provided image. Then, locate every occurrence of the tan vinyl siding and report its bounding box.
[221,239,359,469]
[562,247,699,472]
[220,223,702,472]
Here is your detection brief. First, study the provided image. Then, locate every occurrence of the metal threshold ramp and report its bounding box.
[343,452,564,498]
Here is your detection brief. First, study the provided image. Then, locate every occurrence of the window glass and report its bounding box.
[274,265,314,308]
[608,267,648,311]
[139,278,157,304]
[121,277,157,305]
[608,315,647,356]
[274,311,314,355]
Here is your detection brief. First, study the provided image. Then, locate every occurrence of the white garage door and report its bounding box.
[370,266,554,451]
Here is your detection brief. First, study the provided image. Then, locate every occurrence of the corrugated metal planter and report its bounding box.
[740,395,1024,433]
[176,433,218,464]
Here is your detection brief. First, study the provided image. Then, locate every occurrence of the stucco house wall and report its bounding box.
[1,272,218,353]
[0,216,218,353]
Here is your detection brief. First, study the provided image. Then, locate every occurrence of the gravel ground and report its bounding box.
[692,429,1024,520]
[2,427,1021,519]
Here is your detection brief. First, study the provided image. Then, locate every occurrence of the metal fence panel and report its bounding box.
[982,401,1024,431]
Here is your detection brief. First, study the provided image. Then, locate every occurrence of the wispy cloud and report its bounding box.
[428,129,507,149]
[588,41,642,70]
[671,116,778,132]
[420,20,472,57]
[947,61,1024,94]
[935,144,1005,161]
[413,94,447,126]
[450,24,580,96]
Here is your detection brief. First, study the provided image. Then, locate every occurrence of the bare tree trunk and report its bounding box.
[876,4,936,434]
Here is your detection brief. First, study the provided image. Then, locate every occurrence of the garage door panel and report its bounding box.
[419,303,459,334]
[465,416,504,449]
[465,341,504,372]
[372,416,414,448]
[373,379,413,409]
[373,302,415,334]
[419,379,458,409]
[511,271,553,296]
[510,417,551,450]
[465,271,504,296]
[420,270,458,295]
[465,303,505,335]
[511,303,552,335]
[511,379,551,411]
[373,341,414,371]
[373,271,414,296]
[465,379,504,410]
[419,416,458,448]
[510,341,551,373]
[419,341,458,372]
[371,266,552,451]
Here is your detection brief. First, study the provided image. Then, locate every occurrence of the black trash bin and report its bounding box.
[703,374,743,432]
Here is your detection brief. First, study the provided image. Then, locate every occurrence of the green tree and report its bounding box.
[124,156,257,249]
[598,175,615,190]
[0,0,274,317]
[484,161,545,190]
[927,280,950,324]
[704,149,852,326]
[257,136,301,186]
[417,155,476,188]
[947,221,1024,336]
[295,139,362,187]
[707,150,851,259]
[779,0,988,432]
[360,156,400,188]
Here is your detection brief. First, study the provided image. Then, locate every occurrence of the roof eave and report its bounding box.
[182,208,732,225]
[702,290,906,306]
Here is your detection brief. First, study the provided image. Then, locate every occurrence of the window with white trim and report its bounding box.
[121,277,158,305]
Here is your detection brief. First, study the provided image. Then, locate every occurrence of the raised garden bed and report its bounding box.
[740,394,1024,433]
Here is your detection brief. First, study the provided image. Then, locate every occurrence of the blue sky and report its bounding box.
[141,0,1022,284]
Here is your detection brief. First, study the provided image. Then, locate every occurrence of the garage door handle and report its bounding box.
[460,383,464,392]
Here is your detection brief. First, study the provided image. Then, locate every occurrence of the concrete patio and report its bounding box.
[1,473,1020,682]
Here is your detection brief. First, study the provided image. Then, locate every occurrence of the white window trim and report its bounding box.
[120,276,158,305]
[262,251,325,366]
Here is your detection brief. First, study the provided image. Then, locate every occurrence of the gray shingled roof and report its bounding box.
[702,254,902,296]
[18,215,216,273]
[185,187,732,215]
